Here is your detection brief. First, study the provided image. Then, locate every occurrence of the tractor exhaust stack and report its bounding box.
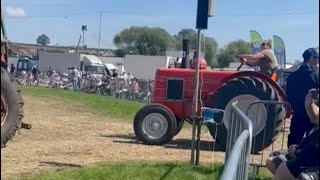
[181,39,190,69]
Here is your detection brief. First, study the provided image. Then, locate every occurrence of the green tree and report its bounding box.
[113,26,175,56]
[174,29,198,49]
[203,36,218,67]
[36,34,50,46]
[173,29,218,67]
[217,40,251,68]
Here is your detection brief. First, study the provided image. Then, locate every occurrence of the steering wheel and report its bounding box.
[235,55,252,71]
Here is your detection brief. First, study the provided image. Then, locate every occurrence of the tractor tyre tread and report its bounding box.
[209,76,285,153]
[1,67,24,148]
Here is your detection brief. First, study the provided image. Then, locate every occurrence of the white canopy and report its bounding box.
[81,54,102,64]
[104,63,117,70]
[283,62,303,73]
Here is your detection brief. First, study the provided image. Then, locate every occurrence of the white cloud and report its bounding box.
[4,6,27,18]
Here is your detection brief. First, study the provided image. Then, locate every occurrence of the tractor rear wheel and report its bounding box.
[134,104,177,145]
[1,67,24,148]
[209,76,285,153]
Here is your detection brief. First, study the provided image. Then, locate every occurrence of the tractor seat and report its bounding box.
[270,66,279,82]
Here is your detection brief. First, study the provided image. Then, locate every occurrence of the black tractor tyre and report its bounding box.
[174,117,184,136]
[133,104,177,145]
[208,76,285,153]
[1,67,24,148]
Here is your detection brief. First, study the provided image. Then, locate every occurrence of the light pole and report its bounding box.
[98,11,102,50]
[82,25,87,49]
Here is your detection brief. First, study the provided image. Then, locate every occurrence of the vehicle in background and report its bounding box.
[124,55,177,80]
[39,52,107,77]
[100,57,124,74]
[16,58,39,73]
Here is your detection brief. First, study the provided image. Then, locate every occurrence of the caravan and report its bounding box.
[81,54,105,77]
[39,52,108,77]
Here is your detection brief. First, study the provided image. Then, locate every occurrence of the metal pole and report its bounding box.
[191,29,202,165]
[195,119,202,165]
[82,30,85,49]
[98,11,102,50]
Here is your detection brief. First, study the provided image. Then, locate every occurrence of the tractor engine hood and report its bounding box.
[155,68,236,82]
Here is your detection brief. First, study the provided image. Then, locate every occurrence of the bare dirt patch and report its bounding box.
[1,94,222,179]
[1,94,289,179]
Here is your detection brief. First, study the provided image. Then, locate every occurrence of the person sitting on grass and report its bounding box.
[269,89,319,180]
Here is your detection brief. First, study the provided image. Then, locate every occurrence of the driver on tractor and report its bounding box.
[236,39,279,81]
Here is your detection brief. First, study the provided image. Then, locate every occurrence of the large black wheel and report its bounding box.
[1,67,24,148]
[133,104,177,145]
[174,117,184,136]
[209,76,285,152]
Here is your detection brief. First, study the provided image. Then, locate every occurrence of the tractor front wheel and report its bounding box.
[134,104,177,145]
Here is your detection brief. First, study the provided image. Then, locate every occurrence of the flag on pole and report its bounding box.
[249,30,263,54]
[273,35,286,69]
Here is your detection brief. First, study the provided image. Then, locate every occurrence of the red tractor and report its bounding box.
[134,58,289,152]
[1,13,31,148]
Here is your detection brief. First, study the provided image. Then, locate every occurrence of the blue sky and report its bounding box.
[2,0,319,62]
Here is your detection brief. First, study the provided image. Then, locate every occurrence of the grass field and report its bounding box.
[15,162,272,180]
[16,162,223,180]
[12,86,273,180]
[21,86,144,120]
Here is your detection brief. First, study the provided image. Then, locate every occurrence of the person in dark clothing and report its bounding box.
[266,126,319,174]
[112,69,118,78]
[48,67,54,77]
[31,65,39,86]
[104,67,112,77]
[10,63,15,75]
[267,89,319,173]
[286,47,319,147]
[272,89,319,180]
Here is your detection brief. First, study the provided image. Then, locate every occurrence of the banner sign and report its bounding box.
[273,35,286,69]
[249,30,263,54]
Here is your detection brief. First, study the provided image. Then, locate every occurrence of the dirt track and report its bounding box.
[1,94,226,179]
[1,93,288,179]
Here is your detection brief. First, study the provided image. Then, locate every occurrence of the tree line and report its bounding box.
[113,26,251,68]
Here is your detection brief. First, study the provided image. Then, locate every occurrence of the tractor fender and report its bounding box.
[221,71,287,101]
[140,103,176,118]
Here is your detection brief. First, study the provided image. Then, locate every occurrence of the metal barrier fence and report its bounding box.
[220,101,253,180]
[246,100,291,179]
[220,100,291,180]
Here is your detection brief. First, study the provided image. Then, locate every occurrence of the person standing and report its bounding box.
[132,78,140,100]
[71,67,79,91]
[31,65,39,86]
[127,72,134,82]
[112,69,118,78]
[77,67,82,90]
[10,63,15,76]
[286,48,319,147]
